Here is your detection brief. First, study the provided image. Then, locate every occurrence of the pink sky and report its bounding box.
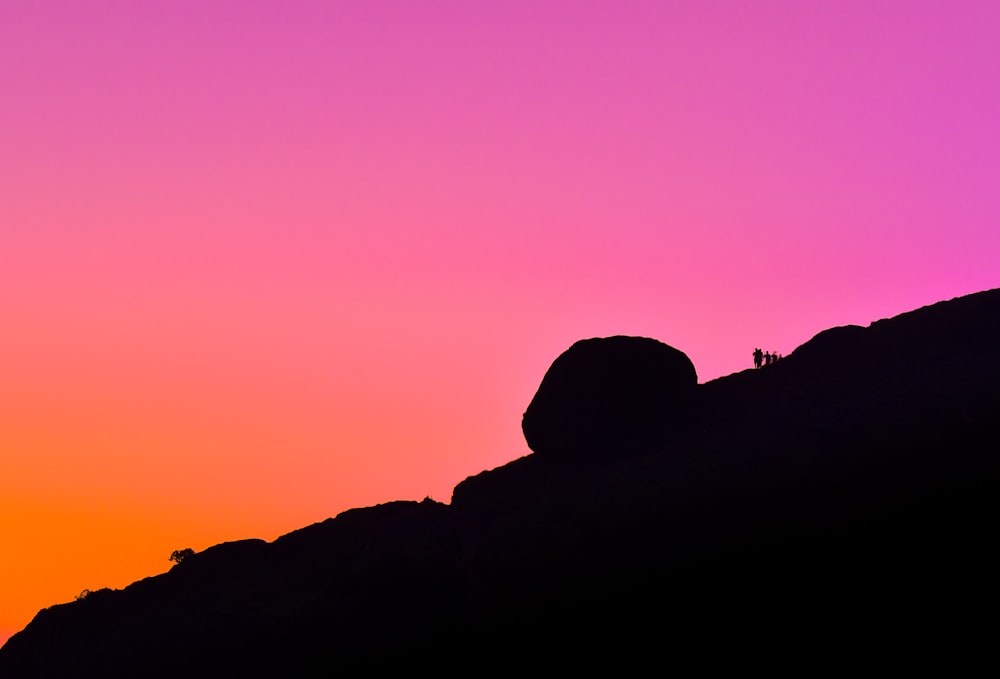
[2,1,998,644]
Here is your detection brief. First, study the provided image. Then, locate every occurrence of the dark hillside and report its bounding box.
[2,289,998,674]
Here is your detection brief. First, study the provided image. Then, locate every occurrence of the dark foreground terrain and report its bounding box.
[2,289,998,674]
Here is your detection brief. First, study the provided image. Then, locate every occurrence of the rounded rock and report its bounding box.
[521,336,697,458]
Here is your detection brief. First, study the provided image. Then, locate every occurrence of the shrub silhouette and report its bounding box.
[169,548,195,565]
[75,588,113,602]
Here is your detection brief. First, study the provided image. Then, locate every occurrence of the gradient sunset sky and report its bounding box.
[2,0,998,644]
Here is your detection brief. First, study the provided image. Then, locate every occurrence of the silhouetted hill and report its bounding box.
[2,289,998,674]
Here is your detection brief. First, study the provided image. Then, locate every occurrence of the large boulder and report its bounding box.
[522,336,697,458]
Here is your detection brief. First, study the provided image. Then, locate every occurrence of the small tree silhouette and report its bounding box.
[75,587,112,602]
[169,548,196,565]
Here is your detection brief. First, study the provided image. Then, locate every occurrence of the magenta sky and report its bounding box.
[2,1,998,644]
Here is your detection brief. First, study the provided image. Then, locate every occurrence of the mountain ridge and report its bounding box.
[2,288,998,674]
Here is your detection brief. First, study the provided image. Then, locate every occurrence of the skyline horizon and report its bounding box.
[1,283,995,646]
[3,0,999,644]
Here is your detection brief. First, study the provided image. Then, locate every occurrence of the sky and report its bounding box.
[1,0,998,645]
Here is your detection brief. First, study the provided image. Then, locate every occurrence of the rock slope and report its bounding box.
[1,289,998,674]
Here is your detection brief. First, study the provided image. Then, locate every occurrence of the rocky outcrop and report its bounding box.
[521,336,697,458]
[2,290,999,675]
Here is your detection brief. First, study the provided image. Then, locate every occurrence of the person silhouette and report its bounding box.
[753,348,763,369]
